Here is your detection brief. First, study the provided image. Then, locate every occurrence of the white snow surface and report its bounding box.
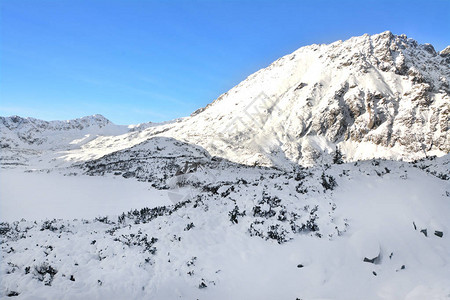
[0,170,171,222]
[1,156,450,299]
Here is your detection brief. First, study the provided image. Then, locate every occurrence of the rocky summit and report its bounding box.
[143,31,449,167]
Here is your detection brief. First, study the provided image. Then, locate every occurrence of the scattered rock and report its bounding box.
[7,291,19,297]
[396,265,406,272]
[295,82,308,90]
[122,171,135,179]
[434,231,443,238]
[363,253,380,264]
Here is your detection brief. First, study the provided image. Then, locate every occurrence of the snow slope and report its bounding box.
[1,156,449,299]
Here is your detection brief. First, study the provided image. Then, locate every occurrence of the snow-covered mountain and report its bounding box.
[0,115,169,168]
[0,114,117,148]
[144,31,449,167]
[1,31,449,169]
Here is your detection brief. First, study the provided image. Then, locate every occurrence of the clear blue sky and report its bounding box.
[1,0,449,124]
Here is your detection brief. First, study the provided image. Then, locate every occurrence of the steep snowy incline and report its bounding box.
[137,31,448,167]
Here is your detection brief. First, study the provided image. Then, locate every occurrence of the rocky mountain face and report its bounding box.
[138,31,448,167]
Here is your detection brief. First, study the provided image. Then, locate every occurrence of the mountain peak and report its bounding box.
[440,45,450,56]
[375,30,394,39]
[76,114,112,125]
[140,31,449,167]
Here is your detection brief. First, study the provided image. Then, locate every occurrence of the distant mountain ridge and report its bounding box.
[0,114,124,150]
[1,114,111,130]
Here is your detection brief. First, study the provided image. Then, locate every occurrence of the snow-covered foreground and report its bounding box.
[0,171,171,222]
[1,157,449,300]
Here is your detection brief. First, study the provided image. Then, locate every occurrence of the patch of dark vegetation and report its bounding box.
[114,233,158,254]
[266,224,289,244]
[252,193,282,218]
[411,156,448,180]
[118,200,191,225]
[202,185,220,194]
[436,173,449,180]
[321,172,337,191]
[0,222,11,235]
[295,182,308,194]
[248,202,320,244]
[40,220,59,232]
[94,216,113,224]
[7,291,19,297]
[228,205,246,224]
[332,146,344,164]
[184,222,195,231]
[186,256,197,267]
[33,262,58,286]
[1,221,35,241]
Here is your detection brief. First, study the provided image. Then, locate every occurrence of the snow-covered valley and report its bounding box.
[0,170,171,222]
[1,156,449,299]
